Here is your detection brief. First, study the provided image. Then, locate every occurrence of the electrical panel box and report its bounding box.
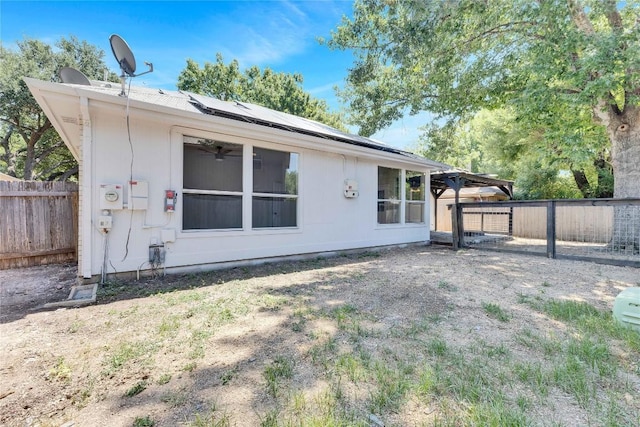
[128,180,149,210]
[99,184,124,210]
[164,190,177,212]
[148,243,165,264]
[344,179,359,198]
[97,214,112,230]
[161,228,176,243]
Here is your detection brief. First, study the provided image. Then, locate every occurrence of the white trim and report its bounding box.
[80,97,92,279]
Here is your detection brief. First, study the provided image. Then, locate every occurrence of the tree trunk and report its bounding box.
[570,168,591,198]
[607,106,640,254]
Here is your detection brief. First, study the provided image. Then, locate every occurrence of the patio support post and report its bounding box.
[451,203,462,249]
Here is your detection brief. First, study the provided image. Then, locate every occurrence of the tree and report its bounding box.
[418,107,612,198]
[327,0,639,199]
[328,0,639,252]
[177,54,346,130]
[0,36,116,180]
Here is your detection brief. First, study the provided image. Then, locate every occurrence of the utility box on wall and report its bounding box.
[99,184,123,210]
[344,179,359,198]
[128,180,149,210]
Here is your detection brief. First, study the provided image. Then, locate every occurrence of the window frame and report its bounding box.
[180,132,301,233]
[405,170,426,224]
[182,138,245,231]
[377,166,427,226]
[252,146,299,229]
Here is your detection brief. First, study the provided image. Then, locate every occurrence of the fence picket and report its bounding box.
[0,181,78,269]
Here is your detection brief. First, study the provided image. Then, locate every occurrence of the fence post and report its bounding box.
[508,207,513,236]
[546,201,556,258]
[451,203,464,249]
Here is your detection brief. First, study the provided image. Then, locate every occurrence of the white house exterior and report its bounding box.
[25,77,445,281]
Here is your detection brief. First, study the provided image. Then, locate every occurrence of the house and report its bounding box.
[25,77,446,281]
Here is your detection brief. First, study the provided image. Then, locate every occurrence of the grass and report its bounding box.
[264,356,295,397]
[156,287,640,425]
[133,416,155,427]
[47,357,72,382]
[8,248,640,427]
[125,380,147,397]
[482,301,511,322]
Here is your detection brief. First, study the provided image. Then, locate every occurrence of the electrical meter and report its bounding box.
[99,184,124,210]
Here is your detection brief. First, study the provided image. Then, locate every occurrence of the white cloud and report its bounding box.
[307,81,341,96]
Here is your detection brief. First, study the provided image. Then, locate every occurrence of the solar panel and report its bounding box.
[184,92,422,159]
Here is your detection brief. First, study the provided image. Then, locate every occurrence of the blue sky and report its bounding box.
[1,0,429,149]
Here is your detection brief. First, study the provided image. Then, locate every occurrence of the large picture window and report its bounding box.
[253,147,298,228]
[406,171,426,223]
[182,136,243,230]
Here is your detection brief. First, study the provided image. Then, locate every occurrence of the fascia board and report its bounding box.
[23,78,82,161]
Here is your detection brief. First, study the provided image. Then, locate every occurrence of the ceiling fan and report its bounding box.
[197,142,239,161]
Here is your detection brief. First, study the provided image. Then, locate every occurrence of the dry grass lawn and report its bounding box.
[1,245,639,426]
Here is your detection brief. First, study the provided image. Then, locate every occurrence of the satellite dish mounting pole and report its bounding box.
[119,70,127,97]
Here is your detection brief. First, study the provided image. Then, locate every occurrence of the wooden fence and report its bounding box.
[436,199,613,242]
[0,181,78,269]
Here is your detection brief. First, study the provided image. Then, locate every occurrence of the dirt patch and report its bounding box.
[0,263,77,323]
[0,246,639,426]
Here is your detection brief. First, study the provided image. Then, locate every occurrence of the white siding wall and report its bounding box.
[87,107,431,277]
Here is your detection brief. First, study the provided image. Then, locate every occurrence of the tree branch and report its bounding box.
[567,0,595,35]
[593,99,613,126]
[604,0,623,31]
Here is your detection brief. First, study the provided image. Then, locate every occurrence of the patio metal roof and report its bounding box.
[431,171,513,201]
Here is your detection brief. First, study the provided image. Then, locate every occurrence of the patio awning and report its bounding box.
[431,171,513,203]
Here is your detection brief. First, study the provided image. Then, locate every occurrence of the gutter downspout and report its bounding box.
[80,96,92,279]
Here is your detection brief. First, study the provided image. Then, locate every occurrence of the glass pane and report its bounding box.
[183,140,242,192]
[378,201,400,224]
[253,197,297,228]
[378,167,399,200]
[254,147,298,195]
[406,171,425,201]
[183,194,242,230]
[406,202,425,223]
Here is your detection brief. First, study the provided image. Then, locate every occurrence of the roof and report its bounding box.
[437,186,510,200]
[25,77,448,170]
[431,170,513,199]
[0,172,20,181]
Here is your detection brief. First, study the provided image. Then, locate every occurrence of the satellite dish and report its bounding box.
[109,34,153,96]
[109,34,136,76]
[59,67,91,85]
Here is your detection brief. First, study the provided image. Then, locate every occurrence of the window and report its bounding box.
[406,171,426,223]
[377,167,426,225]
[378,167,400,224]
[182,137,243,230]
[252,147,298,228]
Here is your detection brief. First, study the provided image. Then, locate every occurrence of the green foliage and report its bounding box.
[177,54,345,130]
[0,36,117,180]
[328,0,639,198]
[125,380,148,397]
[264,356,294,397]
[48,356,72,382]
[133,416,155,427]
[416,107,609,199]
[482,302,511,322]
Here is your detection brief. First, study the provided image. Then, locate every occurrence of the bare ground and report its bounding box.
[0,246,639,426]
